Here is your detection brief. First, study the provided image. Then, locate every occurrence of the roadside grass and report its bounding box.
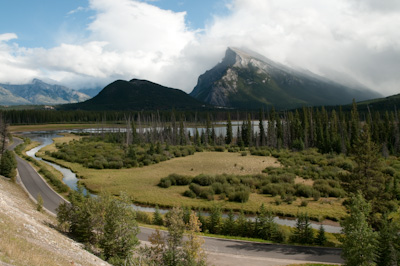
[19,140,70,197]
[38,135,346,221]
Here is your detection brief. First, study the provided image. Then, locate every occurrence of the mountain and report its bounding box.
[0,79,90,105]
[61,79,207,111]
[190,47,381,110]
[79,87,103,97]
[354,93,400,112]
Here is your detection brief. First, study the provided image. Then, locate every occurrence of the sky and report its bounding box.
[0,0,399,96]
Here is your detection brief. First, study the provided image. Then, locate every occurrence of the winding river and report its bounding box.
[22,130,342,233]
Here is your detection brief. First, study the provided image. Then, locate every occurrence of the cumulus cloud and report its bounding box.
[0,0,399,96]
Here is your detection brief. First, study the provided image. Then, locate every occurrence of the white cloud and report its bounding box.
[0,0,399,96]
[0,33,18,42]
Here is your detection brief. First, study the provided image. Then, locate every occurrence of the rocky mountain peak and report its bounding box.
[190,47,381,110]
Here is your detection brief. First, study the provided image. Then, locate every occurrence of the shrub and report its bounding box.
[189,183,202,196]
[261,183,285,196]
[192,174,215,186]
[214,146,225,152]
[211,182,224,194]
[300,200,308,207]
[228,190,250,203]
[183,190,196,198]
[295,184,314,198]
[159,178,172,188]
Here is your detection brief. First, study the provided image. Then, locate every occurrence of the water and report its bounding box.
[23,129,342,233]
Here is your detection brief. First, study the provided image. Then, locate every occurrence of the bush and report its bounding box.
[295,184,314,198]
[214,146,225,152]
[228,190,250,203]
[261,183,285,196]
[159,178,172,188]
[192,174,215,186]
[183,190,196,198]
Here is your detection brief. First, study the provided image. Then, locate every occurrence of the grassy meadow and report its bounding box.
[37,134,346,221]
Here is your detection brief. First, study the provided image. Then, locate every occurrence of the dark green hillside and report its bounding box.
[60,79,207,111]
[355,93,400,112]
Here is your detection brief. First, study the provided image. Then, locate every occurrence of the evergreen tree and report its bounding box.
[314,225,327,246]
[350,99,360,149]
[290,212,313,244]
[164,207,185,265]
[258,110,266,146]
[225,113,233,145]
[153,205,164,226]
[0,150,17,178]
[376,216,400,266]
[256,204,283,242]
[222,209,235,236]
[100,193,139,262]
[208,204,222,234]
[341,192,378,266]
[235,210,247,237]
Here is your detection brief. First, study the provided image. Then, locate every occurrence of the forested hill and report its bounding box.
[60,79,208,111]
[355,93,400,112]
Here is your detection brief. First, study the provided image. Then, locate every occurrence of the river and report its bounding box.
[22,129,342,233]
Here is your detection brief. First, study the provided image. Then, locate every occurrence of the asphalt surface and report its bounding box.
[10,138,66,213]
[10,137,344,265]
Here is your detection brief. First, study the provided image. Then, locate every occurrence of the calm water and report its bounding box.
[23,129,342,233]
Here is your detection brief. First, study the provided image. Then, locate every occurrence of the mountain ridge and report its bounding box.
[0,79,90,105]
[190,47,381,110]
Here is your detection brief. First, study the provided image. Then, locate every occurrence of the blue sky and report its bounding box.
[0,0,399,96]
[0,0,228,48]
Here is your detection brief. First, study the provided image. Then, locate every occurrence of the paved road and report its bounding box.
[11,137,343,265]
[9,138,66,213]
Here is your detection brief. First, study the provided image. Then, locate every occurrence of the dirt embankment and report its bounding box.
[0,177,109,266]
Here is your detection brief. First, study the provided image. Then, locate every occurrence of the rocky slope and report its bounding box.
[190,47,381,110]
[0,177,109,266]
[0,79,90,106]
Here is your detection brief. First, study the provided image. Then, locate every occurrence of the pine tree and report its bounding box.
[290,212,313,244]
[164,207,185,265]
[208,204,222,234]
[341,192,378,266]
[376,216,400,266]
[314,225,327,246]
[225,113,233,145]
[222,209,235,236]
[350,99,360,149]
[153,205,164,226]
[100,193,139,261]
[258,110,266,146]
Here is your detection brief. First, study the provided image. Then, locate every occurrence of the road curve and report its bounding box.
[10,138,67,213]
[10,137,343,264]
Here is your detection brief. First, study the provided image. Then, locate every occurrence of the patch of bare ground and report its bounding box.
[0,177,109,266]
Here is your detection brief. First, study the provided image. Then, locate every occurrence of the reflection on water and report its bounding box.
[23,129,342,233]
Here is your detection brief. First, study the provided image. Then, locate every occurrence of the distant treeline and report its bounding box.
[2,101,400,155]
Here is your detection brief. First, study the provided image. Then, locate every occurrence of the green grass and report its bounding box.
[36,135,346,222]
